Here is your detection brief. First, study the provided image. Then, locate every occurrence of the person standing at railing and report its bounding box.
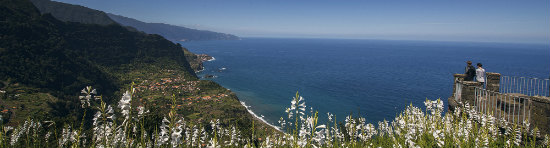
[476,63,486,88]
[464,61,476,81]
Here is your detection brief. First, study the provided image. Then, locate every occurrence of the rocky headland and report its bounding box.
[182,47,214,73]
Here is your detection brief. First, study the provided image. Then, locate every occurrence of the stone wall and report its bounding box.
[529,96,550,134]
[486,72,500,92]
[461,81,482,106]
[449,74,481,112]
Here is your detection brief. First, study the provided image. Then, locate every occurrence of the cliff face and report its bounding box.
[107,13,240,41]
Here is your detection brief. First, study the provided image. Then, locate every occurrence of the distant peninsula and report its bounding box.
[107,13,240,42]
[29,0,240,42]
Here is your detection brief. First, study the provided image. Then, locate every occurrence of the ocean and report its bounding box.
[179,38,550,125]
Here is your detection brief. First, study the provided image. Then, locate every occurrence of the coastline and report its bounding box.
[240,101,282,132]
[198,56,281,132]
[207,57,216,62]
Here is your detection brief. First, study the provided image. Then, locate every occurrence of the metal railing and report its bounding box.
[452,74,548,128]
[500,76,550,97]
[474,87,531,126]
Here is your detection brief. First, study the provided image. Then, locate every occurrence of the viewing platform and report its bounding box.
[448,72,550,135]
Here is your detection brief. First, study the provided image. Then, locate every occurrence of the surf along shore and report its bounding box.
[184,48,282,133]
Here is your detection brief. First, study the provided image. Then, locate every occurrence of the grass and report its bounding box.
[0,83,58,126]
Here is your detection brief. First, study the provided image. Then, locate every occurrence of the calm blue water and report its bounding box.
[180,38,549,125]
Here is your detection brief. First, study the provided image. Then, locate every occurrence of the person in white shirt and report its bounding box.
[476,63,486,87]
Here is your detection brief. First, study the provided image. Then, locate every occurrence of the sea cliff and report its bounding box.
[182,47,214,73]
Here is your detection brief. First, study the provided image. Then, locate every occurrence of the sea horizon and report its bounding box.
[229,36,550,46]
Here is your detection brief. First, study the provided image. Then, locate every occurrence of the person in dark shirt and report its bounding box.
[464,61,476,81]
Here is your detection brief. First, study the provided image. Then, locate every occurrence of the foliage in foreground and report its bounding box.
[1,86,549,148]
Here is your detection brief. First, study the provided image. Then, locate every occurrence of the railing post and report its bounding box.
[500,93,503,121]
[523,98,527,125]
[483,89,487,114]
[544,79,550,97]
[491,92,498,118]
[528,98,531,126]
[527,78,535,96]
[491,92,497,117]
[545,79,549,96]
[512,96,516,125]
[507,94,511,124]
[474,87,477,112]
[519,77,525,94]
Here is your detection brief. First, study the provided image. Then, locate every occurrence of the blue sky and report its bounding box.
[55,0,549,44]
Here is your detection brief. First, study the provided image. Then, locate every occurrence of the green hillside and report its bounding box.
[1,0,195,97]
[29,0,117,25]
[0,0,274,137]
